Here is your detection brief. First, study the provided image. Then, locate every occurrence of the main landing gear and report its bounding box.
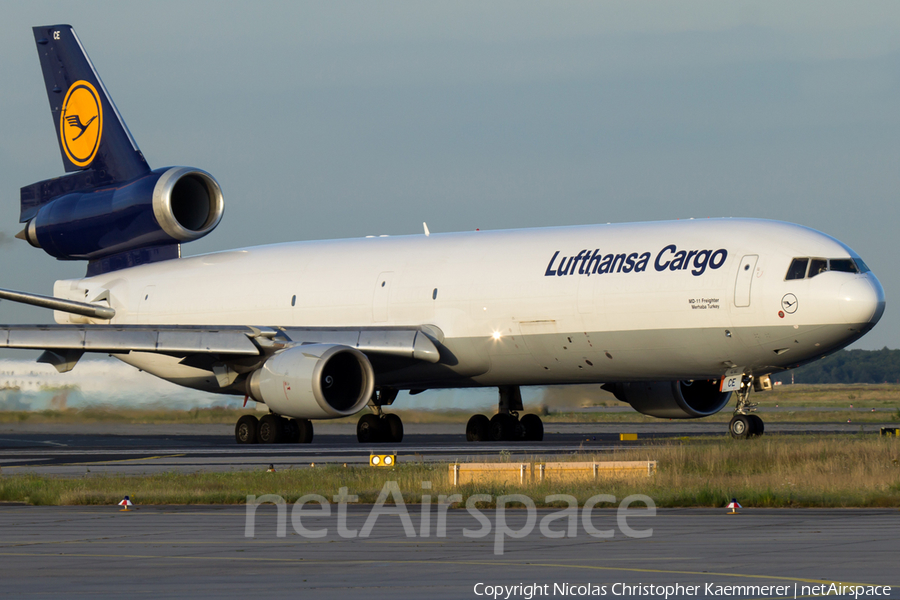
[728,375,765,440]
[357,388,404,443]
[466,385,544,442]
[235,414,314,444]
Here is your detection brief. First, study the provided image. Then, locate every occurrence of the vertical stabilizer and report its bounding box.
[32,25,150,183]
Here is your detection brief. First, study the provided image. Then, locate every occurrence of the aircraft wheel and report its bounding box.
[357,413,383,443]
[235,415,258,444]
[258,414,283,444]
[292,418,314,444]
[489,413,518,442]
[466,414,490,442]
[748,414,764,437]
[520,414,544,441]
[729,415,752,440]
[383,413,403,443]
[283,418,300,443]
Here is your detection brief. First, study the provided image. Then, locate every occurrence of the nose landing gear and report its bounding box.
[729,375,765,439]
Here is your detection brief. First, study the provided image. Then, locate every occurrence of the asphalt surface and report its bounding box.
[0,421,894,475]
[0,505,896,599]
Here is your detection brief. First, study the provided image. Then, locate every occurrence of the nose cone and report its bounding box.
[839,275,885,325]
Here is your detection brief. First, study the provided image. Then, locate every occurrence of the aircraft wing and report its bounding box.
[0,324,441,372]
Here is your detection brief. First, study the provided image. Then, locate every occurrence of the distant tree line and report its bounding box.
[771,348,900,384]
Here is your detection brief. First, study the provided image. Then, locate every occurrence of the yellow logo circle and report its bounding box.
[60,80,103,167]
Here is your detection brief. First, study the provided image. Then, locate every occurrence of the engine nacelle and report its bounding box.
[21,166,223,260]
[603,380,731,419]
[247,344,375,420]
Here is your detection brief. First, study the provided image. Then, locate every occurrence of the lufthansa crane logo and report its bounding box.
[60,80,103,167]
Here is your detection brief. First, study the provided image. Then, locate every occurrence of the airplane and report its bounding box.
[0,25,885,444]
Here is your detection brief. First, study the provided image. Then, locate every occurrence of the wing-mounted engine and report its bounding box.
[246,344,375,419]
[602,380,731,419]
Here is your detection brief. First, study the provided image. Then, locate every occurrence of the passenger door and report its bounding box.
[373,272,393,322]
[733,255,758,307]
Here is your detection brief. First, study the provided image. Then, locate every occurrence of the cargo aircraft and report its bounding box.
[0,26,885,444]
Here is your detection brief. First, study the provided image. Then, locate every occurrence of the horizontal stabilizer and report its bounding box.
[0,287,115,320]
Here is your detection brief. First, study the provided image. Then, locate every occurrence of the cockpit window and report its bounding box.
[829,259,858,273]
[808,259,828,278]
[786,258,809,280]
[785,256,864,280]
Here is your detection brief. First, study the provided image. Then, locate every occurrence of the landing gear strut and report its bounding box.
[357,388,404,443]
[466,385,544,442]
[234,414,314,444]
[728,375,764,439]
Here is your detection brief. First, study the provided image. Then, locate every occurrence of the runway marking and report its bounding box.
[0,551,890,589]
[1,454,186,469]
[0,438,67,447]
[0,444,634,456]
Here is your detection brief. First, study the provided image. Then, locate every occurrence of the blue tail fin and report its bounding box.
[22,25,151,221]
[18,26,223,276]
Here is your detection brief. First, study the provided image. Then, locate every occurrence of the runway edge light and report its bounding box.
[727,498,742,515]
[118,496,134,512]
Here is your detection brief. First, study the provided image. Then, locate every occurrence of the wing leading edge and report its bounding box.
[0,324,441,372]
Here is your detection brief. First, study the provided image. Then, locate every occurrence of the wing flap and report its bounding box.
[0,325,261,355]
[0,325,442,363]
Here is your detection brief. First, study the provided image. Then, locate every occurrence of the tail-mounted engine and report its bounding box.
[19,166,223,273]
[246,344,375,420]
[602,380,731,419]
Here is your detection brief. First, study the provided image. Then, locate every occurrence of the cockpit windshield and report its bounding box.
[785,257,866,280]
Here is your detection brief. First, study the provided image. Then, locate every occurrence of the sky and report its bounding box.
[1,1,899,361]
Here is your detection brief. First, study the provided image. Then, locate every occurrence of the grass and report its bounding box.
[2,435,899,507]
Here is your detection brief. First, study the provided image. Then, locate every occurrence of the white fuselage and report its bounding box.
[52,218,884,392]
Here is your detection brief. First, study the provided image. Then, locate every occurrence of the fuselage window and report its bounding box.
[808,258,828,278]
[786,258,809,280]
[291,295,296,306]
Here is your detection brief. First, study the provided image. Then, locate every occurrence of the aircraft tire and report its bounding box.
[293,418,314,444]
[489,413,518,442]
[520,413,544,441]
[748,415,764,437]
[283,418,300,443]
[729,415,752,440]
[383,413,403,443]
[357,413,383,443]
[235,415,258,444]
[466,414,490,442]
[258,414,283,444]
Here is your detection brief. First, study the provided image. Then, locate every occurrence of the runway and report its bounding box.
[0,505,896,599]
[0,420,892,476]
